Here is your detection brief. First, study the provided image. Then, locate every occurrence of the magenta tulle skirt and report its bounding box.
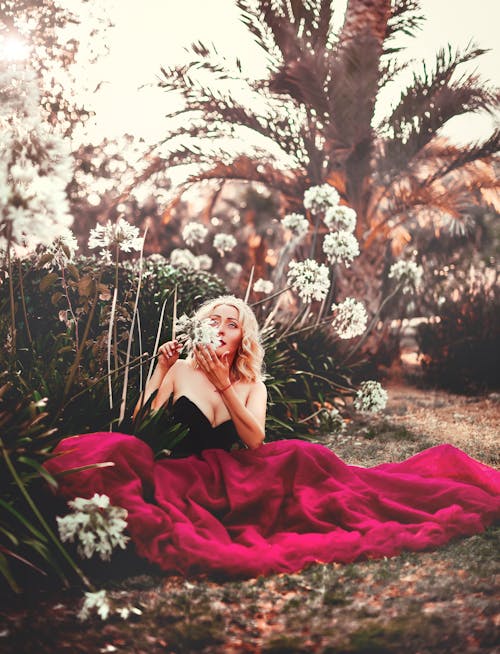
[45,433,500,578]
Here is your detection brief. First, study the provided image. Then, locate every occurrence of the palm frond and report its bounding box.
[379,44,500,175]
[384,0,424,51]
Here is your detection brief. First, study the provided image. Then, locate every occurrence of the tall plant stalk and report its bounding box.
[16,258,33,348]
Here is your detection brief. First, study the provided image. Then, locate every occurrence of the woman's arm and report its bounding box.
[219,381,267,449]
[194,344,266,449]
[133,340,181,418]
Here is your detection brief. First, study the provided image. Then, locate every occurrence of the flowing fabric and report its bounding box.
[45,399,500,578]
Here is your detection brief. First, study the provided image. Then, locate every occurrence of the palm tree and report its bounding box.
[149,0,499,308]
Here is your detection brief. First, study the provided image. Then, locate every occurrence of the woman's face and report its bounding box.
[209,304,242,359]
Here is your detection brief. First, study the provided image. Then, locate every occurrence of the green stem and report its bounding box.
[113,245,120,374]
[62,275,101,402]
[342,285,402,364]
[6,241,16,355]
[0,440,92,589]
[17,257,32,347]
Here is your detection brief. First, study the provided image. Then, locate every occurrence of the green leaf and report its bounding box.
[0,551,21,593]
[0,499,48,543]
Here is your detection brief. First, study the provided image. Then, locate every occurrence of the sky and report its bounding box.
[82,0,500,145]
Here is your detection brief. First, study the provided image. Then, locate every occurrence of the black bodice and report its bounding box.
[170,395,240,457]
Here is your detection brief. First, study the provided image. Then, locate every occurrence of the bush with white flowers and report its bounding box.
[213,233,237,257]
[56,493,130,561]
[0,63,74,253]
[322,231,360,267]
[182,221,208,247]
[303,184,340,214]
[331,297,368,339]
[388,259,423,295]
[253,278,274,294]
[287,259,330,303]
[282,212,309,236]
[324,205,357,233]
[353,381,388,413]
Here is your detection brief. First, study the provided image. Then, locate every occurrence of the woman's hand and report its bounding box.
[194,344,231,391]
[156,339,182,373]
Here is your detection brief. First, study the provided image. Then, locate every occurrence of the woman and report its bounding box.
[133,295,267,455]
[47,296,500,579]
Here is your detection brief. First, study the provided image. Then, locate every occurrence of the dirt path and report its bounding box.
[382,382,500,464]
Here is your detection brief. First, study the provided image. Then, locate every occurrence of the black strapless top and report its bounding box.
[170,395,240,457]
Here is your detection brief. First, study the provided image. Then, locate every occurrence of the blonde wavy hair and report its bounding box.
[187,295,264,383]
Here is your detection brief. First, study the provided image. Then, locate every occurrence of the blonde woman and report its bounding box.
[47,295,500,579]
[134,295,267,455]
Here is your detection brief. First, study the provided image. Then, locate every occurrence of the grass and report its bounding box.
[0,415,498,654]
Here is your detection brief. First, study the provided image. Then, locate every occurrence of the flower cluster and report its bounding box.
[287,259,330,303]
[56,493,129,561]
[324,205,357,233]
[388,259,423,295]
[253,278,274,294]
[225,261,242,277]
[319,406,346,435]
[169,248,198,269]
[303,184,340,214]
[175,313,221,349]
[322,231,360,267]
[353,381,388,414]
[88,218,143,254]
[331,297,368,339]
[43,231,79,269]
[213,233,237,257]
[282,212,309,236]
[78,589,143,622]
[197,254,213,271]
[0,64,74,252]
[182,221,208,247]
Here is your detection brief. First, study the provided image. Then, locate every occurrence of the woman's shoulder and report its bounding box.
[243,378,267,399]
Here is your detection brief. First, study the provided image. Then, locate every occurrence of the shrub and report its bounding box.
[0,253,227,435]
[416,265,500,393]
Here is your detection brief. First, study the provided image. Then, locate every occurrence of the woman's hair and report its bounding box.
[188,295,264,383]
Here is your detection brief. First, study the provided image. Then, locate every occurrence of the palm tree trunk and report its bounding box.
[332,0,392,236]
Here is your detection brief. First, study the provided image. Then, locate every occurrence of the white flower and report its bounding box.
[42,229,78,269]
[253,278,274,294]
[196,254,212,270]
[78,590,111,621]
[303,184,340,214]
[147,253,168,265]
[56,493,129,562]
[282,213,309,236]
[225,262,242,277]
[287,259,330,303]
[324,205,357,233]
[169,248,199,269]
[388,260,423,295]
[88,218,143,254]
[320,407,346,435]
[322,231,360,267]
[182,221,208,247]
[0,65,74,252]
[353,381,388,414]
[331,298,368,339]
[213,233,237,257]
[175,314,222,349]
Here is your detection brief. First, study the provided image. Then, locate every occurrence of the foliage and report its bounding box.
[416,264,500,392]
[0,253,227,435]
[150,0,499,316]
[0,381,86,593]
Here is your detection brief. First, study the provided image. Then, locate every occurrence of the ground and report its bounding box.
[1,380,499,654]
